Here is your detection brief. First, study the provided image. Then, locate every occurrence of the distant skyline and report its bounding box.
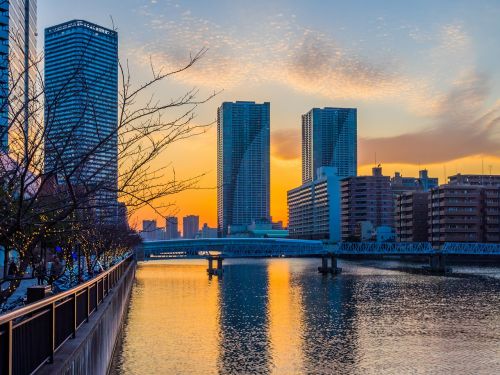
[39,1,500,229]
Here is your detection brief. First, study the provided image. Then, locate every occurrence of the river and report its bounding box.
[110,258,500,374]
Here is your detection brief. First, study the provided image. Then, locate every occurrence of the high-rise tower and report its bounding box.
[217,101,270,237]
[44,20,118,216]
[302,107,357,183]
[0,0,37,151]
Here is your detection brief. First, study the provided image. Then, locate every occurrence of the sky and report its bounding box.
[40,0,500,231]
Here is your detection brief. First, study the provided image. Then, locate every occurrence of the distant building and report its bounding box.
[429,184,500,246]
[288,167,341,241]
[44,20,118,220]
[341,167,394,241]
[165,216,179,239]
[391,169,438,195]
[302,107,357,183]
[183,215,199,239]
[143,220,157,233]
[217,101,270,237]
[395,191,429,242]
[448,174,500,187]
[228,219,288,238]
[200,223,218,239]
[117,202,129,229]
[0,0,37,151]
[140,219,165,241]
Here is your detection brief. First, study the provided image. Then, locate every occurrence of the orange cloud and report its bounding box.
[360,71,500,165]
[271,128,301,161]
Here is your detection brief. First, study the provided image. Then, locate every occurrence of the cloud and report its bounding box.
[284,30,404,100]
[440,24,471,53]
[359,71,500,165]
[271,129,301,160]
[131,11,409,99]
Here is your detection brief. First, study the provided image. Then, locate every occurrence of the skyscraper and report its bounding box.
[0,0,37,151]
[302,107,357,183]
[44,20,118,214]
[217,101,270,237]
[165,216,179,239]
[182,215,199,239]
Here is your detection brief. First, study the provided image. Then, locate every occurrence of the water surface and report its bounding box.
[111,259,500,374]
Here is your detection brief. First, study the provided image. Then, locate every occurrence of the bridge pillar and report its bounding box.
[318,254,342,275]
[318,256,330,274]
[429,254,447,273]
[207,256,223,277]
[330,254,342,275]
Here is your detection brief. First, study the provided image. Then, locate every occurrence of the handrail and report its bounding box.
[0,254,133,325]
[0,254,135,375]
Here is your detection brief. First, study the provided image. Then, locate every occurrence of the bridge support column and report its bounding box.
[207,256,223,277]
[429,254,447,273]
[318,256,329,274]
[330,254,342,275]
[318,254,342,275]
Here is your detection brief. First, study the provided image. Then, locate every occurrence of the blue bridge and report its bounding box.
[135,238,500,275]
[136,238,500,259]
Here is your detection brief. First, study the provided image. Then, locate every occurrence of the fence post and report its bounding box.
[49,302,55,363]
[86,286,90,322]
[72,292,77,338]
[95,280,99,311]
[0,321,13,375]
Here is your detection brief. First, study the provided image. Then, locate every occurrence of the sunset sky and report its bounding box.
[40,0,500,231]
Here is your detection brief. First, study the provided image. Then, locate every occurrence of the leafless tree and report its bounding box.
[0,30,217,303]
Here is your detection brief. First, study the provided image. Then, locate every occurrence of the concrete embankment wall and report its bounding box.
[38,262,136,375]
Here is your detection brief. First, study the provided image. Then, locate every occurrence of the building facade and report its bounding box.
[448,174,500,187]
[44,20,118,218]
[183,215,199,239]
[217,101,270,237]
[429,184,500,246]
[200,223,217,238]
[302,107,356,183]
[341,167,394,241]
[165,216,179,240]
[394,191,429,242]
[0,0,37,151]
[288,167,341,241]
[391,169,438,195]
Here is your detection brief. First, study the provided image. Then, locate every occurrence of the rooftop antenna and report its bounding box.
[443,165,447,183]
[489,165,493,175]
[374,152,377,166]
[481,158,484,184]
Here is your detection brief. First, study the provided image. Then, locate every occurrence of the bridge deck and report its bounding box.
[137,239,500,259]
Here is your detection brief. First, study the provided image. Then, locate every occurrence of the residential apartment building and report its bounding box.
[183,215,199,239]
[341,167,393,241]
[448,174,500,187]
[394,191,429,242]
[302,107,357,183]
[288,167,341,241]
[217,101,270,237]
[165,216,179,239]
[0,0,37,151]
[429,184,500,246]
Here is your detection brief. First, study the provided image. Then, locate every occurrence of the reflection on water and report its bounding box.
[111,259,500,375]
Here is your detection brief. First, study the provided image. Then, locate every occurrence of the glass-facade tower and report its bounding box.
[302,107,357,183]
[217,101,270,237]
[44,20,118,213]
[0,0,37,151]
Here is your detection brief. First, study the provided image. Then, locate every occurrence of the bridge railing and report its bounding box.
[0,254,134,375]
[441,242,500,255]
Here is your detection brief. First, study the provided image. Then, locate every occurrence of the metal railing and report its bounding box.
[0,254,135,375]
